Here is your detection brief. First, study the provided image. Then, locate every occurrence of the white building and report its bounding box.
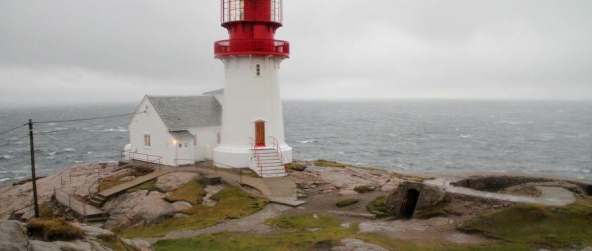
[127,95,222,167]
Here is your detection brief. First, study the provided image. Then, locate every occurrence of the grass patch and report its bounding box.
[366,196,392,218]
[460,199,592,249]
[119,186,267,238]
[152,214,485,251]
[315,159,348,168]
[164,178,206,205]
[95,234,139,251]
[501,186,542,197]
[126,180,160,193]
[336,199,359,208]
[354,185,374,193]
[27,217,84,241]
[286,162,307,171]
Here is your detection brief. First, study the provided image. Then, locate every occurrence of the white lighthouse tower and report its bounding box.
[213,0,292,177]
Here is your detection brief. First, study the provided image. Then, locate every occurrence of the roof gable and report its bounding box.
[147,95,222,130]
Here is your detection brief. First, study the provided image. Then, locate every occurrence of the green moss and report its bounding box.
[164,178,206,205]
[286,162,307,171]
[315,159,348,168]
[460,199,592,249]
[354,185,374,193]
[27,217,84,241]
[126,180,160,193]
[366,196,392,218]
[336,199,359,208]
[119,186,267,238]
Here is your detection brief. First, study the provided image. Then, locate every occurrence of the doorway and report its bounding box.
[255,121,265,147]
[400,188,420,219]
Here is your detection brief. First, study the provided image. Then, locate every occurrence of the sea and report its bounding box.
[1,100,591,185]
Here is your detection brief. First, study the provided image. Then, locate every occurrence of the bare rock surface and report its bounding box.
[331,238,388,251]
[289,165,404,195]
[0,163,118,219]
[155,172,198,192]
[0,220,29,251]
[103,190,173,228]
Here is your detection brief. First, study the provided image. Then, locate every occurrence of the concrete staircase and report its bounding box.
[251,148,286,178]
[88,193,108,208]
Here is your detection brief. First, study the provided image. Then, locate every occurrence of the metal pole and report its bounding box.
[28,119,40,218]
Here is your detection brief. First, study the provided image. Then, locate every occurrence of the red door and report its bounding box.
[255,121,265,147]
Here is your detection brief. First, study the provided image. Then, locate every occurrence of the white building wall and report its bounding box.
[129,97,176,166]
[214,55,292,168]
[189,126,221,161]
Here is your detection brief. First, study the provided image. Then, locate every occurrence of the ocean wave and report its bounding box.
[0,178,11,183]
[101,128,129,132]
[502,121,522,125]
[460,134,472,138]
[1,155,15,160]
[63,148,76,152]
[297,140,317,144]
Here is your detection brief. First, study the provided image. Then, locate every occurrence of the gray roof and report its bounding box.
[147,95,222,130]
[169,130,194,140]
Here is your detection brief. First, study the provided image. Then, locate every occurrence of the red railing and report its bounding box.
[62,165,106,186]
[214,39,289,57]
[120,150,163,170]
[249,137,264,176]
[54,187,87,221]
[270,136,287,175]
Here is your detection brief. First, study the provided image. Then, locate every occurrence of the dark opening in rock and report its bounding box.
[586,185,592,196]
[400,188,420,219]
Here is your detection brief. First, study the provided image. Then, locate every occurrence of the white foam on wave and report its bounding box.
[460,134,472,138]
[74,161,84,163]
[0,178,11,183]
[1,155,15,159]
[297,140,317,144]
[502,121,522,125]
[63,148,76,152]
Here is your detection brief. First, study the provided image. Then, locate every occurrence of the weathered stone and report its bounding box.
[171,201,193,212]
[71,223,114,237]
[155,172,198,192]
[0,220,29,251]
[331,238,388,251]
[29,240,61,251]
[581,247,592,251]
[122,238,154,251]
[173,213,189,219]
[381,179,401,192]
[338,189,358,196]
[103,190,173,228]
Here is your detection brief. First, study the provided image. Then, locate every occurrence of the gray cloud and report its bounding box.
[1,0,591,107]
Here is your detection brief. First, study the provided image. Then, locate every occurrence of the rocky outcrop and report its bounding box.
[103,190,173,229]
[331,238,388,251]
[155,172,198,192]
[0,220,151,251]
[386,181,446,218]
[290,165,404,195]
[0,220,29,251]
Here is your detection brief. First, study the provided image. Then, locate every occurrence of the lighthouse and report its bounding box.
[213,0,292,177]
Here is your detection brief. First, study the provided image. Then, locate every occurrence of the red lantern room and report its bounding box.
[214,0,290,57]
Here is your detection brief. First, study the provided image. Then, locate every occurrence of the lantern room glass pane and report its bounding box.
[223,0,244,22]
[271,0,282,23]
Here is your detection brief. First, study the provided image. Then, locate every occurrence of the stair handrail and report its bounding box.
[269,136,287,175]
[249,137,264,176]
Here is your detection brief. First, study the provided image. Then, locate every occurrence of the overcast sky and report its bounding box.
[1,0,591,107]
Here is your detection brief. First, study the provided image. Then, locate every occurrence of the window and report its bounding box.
[217,133,221,144]
[256,64,260,76]
[144,134,151,147]
[184,143,188,147]
[193,135,198,146]
[178,143,182,148]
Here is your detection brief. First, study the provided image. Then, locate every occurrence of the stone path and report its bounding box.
[426,178,576,206]
[137,204,292,244]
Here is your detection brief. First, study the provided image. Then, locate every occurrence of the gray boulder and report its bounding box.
[0,220,29,251]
